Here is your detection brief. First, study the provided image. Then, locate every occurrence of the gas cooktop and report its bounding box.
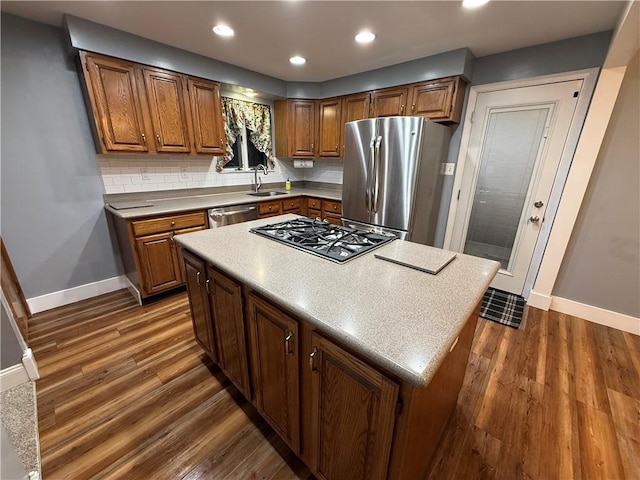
[250,217,395,263]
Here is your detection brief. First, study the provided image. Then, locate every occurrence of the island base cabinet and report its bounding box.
[183,251,217,362]
[309,332,399,480]
[247,294,300,454]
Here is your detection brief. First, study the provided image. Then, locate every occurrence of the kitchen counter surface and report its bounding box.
[104,186,342,219]
[175,215,500,387]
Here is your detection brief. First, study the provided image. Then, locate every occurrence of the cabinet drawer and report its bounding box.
[307,198,322,210]
[132,211,206,237]
[307,208,322,220]
[282,197,302,212]
[259,201,282,216]
[323,200,342,214]
[324,213,342,225]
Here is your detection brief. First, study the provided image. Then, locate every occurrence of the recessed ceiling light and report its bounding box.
[355,31,376,44]
[462,0,490,8]
[212,25,234,37]
[289,56,307,65]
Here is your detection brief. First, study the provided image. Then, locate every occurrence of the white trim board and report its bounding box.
[550,296,640,336]
[0,364,30,392]
[26,275,127,314]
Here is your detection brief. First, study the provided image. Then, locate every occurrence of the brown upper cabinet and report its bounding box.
[142,68,192,154]
[341,93,371,155]
[371,86,410,117]
[317,98,342,158]
[408,76,466,123]
[188,78,226,155]
[79,51,226,156]
[274,99,317,158]
[81,53,150,153]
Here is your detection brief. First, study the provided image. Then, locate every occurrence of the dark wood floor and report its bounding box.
[29,290,639,479]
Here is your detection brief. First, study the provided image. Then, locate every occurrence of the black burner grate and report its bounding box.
[250,217,395,263]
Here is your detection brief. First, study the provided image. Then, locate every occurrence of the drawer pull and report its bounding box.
[196,271,201,285]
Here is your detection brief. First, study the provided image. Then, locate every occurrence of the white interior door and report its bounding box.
[449,80,583,295]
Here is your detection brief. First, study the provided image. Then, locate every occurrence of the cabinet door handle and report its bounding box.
[285,331,294,355]
[311,143,314,152]
[309,346,318,373]
[141,133,147,144]
[156,134,161,145]
[196,271,201,285]
[411,104,415,112]
[400,104,405,114]
[205,278,211,294]
[335,144,338,152]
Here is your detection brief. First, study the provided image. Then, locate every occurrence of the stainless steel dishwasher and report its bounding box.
[208,204,258,228]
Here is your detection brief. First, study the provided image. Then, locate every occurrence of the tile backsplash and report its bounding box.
[98,156,343,194]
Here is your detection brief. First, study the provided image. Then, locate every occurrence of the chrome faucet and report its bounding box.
[253,164,268,192]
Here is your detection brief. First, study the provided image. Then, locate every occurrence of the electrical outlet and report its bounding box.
[441,163,455,176]
[180,167,189,179]
[140,168,150,180]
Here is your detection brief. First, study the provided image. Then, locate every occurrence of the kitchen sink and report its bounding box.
[247,191,287,197]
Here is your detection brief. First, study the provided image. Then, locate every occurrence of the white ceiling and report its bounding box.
[0,1,628,82]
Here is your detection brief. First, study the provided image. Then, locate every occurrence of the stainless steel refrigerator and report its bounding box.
[341,116,451,245]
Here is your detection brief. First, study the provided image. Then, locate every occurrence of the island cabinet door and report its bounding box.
[208,267,251,399]
[309,333,399,480]
[247,294,300,454]
[182,251,217,362]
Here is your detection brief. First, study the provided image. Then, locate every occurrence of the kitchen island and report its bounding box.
[175,215,499,479]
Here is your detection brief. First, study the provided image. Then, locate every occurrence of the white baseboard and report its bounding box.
[550,296,640,335]
[0,364,29,392]
[26,275,127,314]
[526,290,552,311]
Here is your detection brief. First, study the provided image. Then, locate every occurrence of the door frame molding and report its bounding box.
[443,68,599,299]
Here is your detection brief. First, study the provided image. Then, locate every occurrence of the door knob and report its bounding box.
[534,201,544,208]
[529,216,541,223]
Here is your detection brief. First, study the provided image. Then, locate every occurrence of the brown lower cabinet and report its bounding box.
[247,294,300,454]
[109,210,207,299]
[182,249,478,480]
[183,251,217,362]
[309,332,399,479]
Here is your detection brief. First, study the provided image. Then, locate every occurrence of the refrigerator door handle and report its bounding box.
[373,136,382,213]
[367,136,376,213]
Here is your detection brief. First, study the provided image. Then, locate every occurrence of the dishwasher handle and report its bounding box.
[209,206,256,217]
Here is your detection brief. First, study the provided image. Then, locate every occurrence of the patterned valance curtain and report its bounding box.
[216,97,273,172]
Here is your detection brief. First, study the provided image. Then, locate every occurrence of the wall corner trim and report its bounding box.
[26,275,127,314]
[550,296,640,336]
[0,364,30,392]
[526,291,552,311]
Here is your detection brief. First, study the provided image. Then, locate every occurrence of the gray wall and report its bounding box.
[471,31,612,86]
[553,51,640,317]
[1,13,123,298]
[1,303,23,369]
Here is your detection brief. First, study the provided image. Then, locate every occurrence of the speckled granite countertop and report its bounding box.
[174,215,500,387]
[104,186,341,219]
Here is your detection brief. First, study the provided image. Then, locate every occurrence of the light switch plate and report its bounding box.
[180,167,189,179]
[140,168,150,180]
[441,163,455,175]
